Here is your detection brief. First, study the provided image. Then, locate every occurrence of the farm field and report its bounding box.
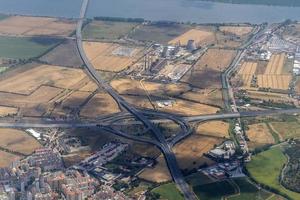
[0,106,18,117]
[0,64,87,95]
[246,146,300,200]
[247,90,293,103]
[196,121,229,138]
[83,41,143,72]
[0,36,61,59]
[192,180,236,200]
[246,123,275,145]
[40,39,83,67]
[257,75,292,90]
[194,48,237,72]
[111,78,191,97]
[152,183,184,200]
[238,62,257,87]
[0,16,76,37]
[168,28,216,47]
[255,53,291,90]
[83,20,138,40]
[80,93,120,118]
[182,48,236,88]
[0,151,20,168]
[62,91,92,109]
[219,26,253,36]
[173,135,222,170]
[180,88,224,108]
[138,155,171,183]
[122,95,154,110]
[128,23,191,44]
[0,128,41,155]
[159,99,219,116]
[269,122,300,140]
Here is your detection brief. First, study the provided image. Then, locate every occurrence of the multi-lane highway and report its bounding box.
[76,0,197,199]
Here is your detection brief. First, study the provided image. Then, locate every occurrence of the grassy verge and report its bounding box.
[266,123,280,143]
[0,36,62,59]
[152,183,184,200]
[246,146,300,200]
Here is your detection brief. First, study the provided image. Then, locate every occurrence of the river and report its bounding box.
[0,0,299,24]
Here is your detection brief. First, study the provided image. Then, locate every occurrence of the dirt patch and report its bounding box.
[196,121,229,138]
[0,128,41,155]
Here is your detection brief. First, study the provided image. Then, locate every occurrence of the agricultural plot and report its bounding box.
[0,16,76,37]
[180,88,224,108]
[0,128,41,155]
[80,93,120,118]
[220,26,253,36]
[159,99,219,116]
[0,36,62,59]
[111,78,191,97]
[238,62,257,87]
[196,121,229,138]
[246,123,275,145]
[83,20,138,40]
[122,95,154,110]
[83,42,143,72]
[61,91,92,109]
[39,39,83,67]
[257,75,292,90]
[182,49,236,88]
[246,147,300,200]
[269,122,300,140]
[0,64,87,95]
[152,183,184,200]
[0,151,20,168]
[168,29,216,47]
[0,106,18,117]
[173,135,223,170]
[138,155,171,183]
[256,53,291,90]
[128,23,191,44]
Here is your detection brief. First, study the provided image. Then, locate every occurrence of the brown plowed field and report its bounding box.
[238,62,258,87]
[264,53,286,75]
[0,16,76,37]
[83,42,143,72]
[257,75,291,90]
[0,151,20,168]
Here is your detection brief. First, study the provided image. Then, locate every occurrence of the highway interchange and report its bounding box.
[1,0,299,199]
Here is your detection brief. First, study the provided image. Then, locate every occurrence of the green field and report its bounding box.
[246,147,300,200]
[228,178,272,200]
[83,20,138,40]
[201,0,300,7]
[152,183,184,200]
[270,122,300,140]
[192,180,236,200]
[0,36,62,59]
[0,67,8,73]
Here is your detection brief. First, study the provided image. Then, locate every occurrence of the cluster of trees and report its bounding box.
[282,140,300,193]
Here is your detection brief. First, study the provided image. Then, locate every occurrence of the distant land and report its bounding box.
[200,0,300,7]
